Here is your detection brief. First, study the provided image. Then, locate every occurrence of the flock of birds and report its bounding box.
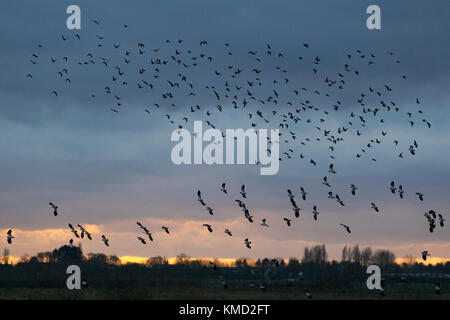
[197,179,445,248]
[4,16,446,296]
[194,180,445,295]
[60,204,171,248]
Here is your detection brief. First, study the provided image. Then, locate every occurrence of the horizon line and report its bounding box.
[4,255,450,267]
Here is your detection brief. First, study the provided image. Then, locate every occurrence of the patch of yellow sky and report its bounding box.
[119,256,238,266]
[4,255,449,266]
[395,257,450,266]
[118,256,450,266]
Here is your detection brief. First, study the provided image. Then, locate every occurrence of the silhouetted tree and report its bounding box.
[302,244,328,264]
[312,244,328,264]
[51,245,82,264]
[146,256,168,267]
[372,249,396,267]
[361,247,372,266]
[288,257,300,267]
[87,253,108,264]
[402,254,416,267]
[350,245,361,264]
[175,253,190,265]
[342,245,349,262]
[235,258,248,268]
[1,248,10,265]
[302,247,312,263]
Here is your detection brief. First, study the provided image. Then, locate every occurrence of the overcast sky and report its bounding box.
[1,0,449,261]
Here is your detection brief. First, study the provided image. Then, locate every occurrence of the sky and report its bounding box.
[0,0,449,262]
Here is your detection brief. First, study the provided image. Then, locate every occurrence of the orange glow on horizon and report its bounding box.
[395,257,450,266]
[120,256,240,266]
[117,256,450,266]
[2,227,450,267]
[119,256,148,264]
[2,255,450,266]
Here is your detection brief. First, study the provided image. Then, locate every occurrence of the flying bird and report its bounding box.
[203,224,213,232]
[398,185,405,199]
[390,181,397,194]
[240,185,247,198]
[101,235,109,247]
[287,189,295,201]
[421,250,430,261]
[261,219,269,227]
[197,190,206,206]
[220,183,227,194]
[312,206,319,221]
[340,224,351,233]
[300,187,307,200]
[49,202,58,216]
[438,214,445,227]
[370,203,379,212]
[6,230,14,244]
[162,226,170,234]
[68,224,79,238]
[283,218,291,226]
[77,225,92,240]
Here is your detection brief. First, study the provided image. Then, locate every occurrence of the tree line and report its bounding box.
[0,244,448,289]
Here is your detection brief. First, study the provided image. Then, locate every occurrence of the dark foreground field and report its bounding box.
[0,285,448,300]
[2,245,449,300]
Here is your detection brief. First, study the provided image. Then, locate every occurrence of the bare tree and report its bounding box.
[288,257,300,266]
[361,247,373,266]
[372,249,396,267]
[304,244,328,264]
[402,254,416,266]
[351,245,361,264]
[1,248,10,265]
[302,247,312,263]
[342,245,349,262]
[19,254,30,263]
[175,253,190,265]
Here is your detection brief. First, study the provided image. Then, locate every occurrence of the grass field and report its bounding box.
[0,285,448,300]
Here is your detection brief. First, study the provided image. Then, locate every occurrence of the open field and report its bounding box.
[0,285,448,300]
